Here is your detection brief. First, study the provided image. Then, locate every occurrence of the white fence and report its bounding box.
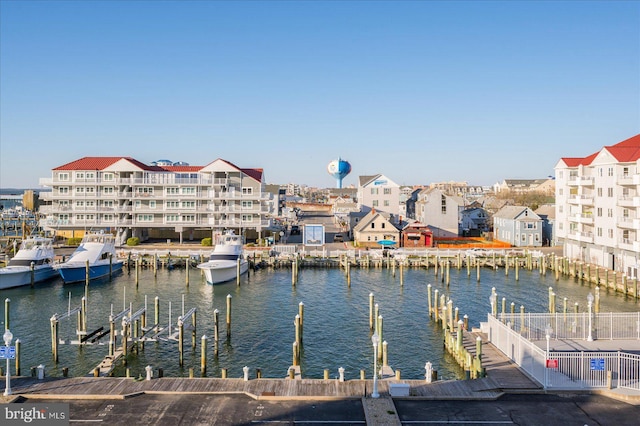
[498,312,640,341]
[486,314,640,391]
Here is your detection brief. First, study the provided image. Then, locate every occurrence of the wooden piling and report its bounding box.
[201,335,207,375]
[369,293,375,329]
[178,317,184,366]
[427,285,432,318]
[226,294,232,338]
[4,298,9,330]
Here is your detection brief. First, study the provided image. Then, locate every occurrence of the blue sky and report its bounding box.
[1,1,639,189]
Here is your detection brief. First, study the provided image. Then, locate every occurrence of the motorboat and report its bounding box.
[55,231,123,283]
[197,231,248,284]
[0,236,58,289]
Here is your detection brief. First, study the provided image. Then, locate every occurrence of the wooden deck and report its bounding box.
[6,337,539,402]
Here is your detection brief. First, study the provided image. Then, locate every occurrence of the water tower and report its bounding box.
[327,158,352,188]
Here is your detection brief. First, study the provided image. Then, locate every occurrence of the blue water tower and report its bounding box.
[327,158,352,188]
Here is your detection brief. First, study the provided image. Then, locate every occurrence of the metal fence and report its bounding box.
[497,312,640,341]
[486,314,640,391]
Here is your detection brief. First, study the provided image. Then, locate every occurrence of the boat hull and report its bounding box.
[56,260,124,284]
[0,266,58,289]
[198,260,249,284]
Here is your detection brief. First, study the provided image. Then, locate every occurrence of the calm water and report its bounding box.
[1,263,638,380]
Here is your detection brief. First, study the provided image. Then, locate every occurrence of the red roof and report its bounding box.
[53,156,263,182]
[560,134,640,166]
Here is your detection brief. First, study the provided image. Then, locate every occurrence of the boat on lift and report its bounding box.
[55,231,123,283]
[0,236,57,289]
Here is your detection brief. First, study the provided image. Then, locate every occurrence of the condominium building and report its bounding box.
[39,157,275,245]
[555,134,640,278]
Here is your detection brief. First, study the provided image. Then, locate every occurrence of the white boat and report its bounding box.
[0,236,58,289]
[55,232,123,283]
[197,231,248,284]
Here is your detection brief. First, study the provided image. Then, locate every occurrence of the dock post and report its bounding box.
[510,302,515,315]
[442,306,447,331]
[294,314,301,354]
[454,306,459,324]
[154,296,160,331]
[382,340,388,367]
[293,341,299,366]
[324,369,329,379]
[122,317,129,363]
[515,257,519,281]
[505,254,509,276]
[81,296,87,334]
[466,255,471,276]
[377,315,384,361]
[221,368,227,379]
[555,257,560,281]
[186,255,190,286]
[374,303,380,332]
[548,287,553,313]
[501,297,506,321]
[4,298,10,330]
[85,259,90,287]
[192,311,197,349]
[447,300,454,332]
[427,285,432,319]
[520,306,525,333]
[595,286,600,314]
[476,262,480,282]
[109,316,115,357]
[236,257,240,286]
[563,297,568,318]
[298,302,304,343]
[154,254,158,277]
[213,309,219,357]
[15,338,20,376]
[476,336,483,376]
[433,290,439,322]
[50,316,58,362]
[30,262,35,287]
[369,293,375,329]
[445,261,450,286]
[226,294,232,338]
[463,314,469,331]
[109,253,113,280]
[456,320,463,352]
[201,335,207,376]
[400,261,404,286]
[178,316,184,367]
[135,257,139,287]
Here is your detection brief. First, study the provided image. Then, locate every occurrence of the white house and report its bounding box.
[493,206,543,247]
[357,174,400,223]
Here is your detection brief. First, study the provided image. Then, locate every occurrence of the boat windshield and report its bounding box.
[8,258,50,267]
[209,254,240,261]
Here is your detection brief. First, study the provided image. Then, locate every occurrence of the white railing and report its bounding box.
[487,314,640,391]
[498,312,640,340]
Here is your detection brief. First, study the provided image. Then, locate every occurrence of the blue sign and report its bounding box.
[590,358,605,371]
[0,346,15,359]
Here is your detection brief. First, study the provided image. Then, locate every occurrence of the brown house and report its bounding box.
[401,222,433,248]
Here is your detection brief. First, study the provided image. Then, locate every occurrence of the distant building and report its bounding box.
[357,174,400,223]
[39,156,274,244]
[401,222,433,248]
[414,188,464,238]
[493,206,543,247]
[352,209,400,248]
[534,204,557,247]
[459,207,490,237]
[493,178,555,195]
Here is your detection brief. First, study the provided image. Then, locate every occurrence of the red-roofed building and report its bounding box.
[39,156,275,244]
[554,134,640,275]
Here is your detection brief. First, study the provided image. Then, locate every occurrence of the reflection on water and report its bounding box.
[1,264,637,380]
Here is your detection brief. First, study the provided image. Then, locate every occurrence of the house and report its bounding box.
[352,210,400,248]
[459,207,490,237]
[38,156,274,245]
[401,222,433,248]
[493,206,543,247]
[555,133,640,277]
[414,188,464,237]
[534,204,557,247]
[357,174,400,223]
[493,178,555,195]
[331,196,359,231]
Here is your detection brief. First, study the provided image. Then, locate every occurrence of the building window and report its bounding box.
[382,223,385,229]
[103,173,114,181]
[242,201,253,209]
[559,205,563,213]
[166,214,180,222]
[372,200,379,207]
[241,214,253,222]
[166,187,179,195]
[149,201,156,209]
[441,195,446,214]
[76,201,84,207]
[383,200,389,207]
[371,223,375,229]
[181,187,195,195]
[242,187,253,195]
[597,208,602,217]
[181,214,195,222]
[371,188,379,195]
[181,201,195,209]
[137,214,153,222]
[558,171,563,179]
[597,188,602,197]
[384,188,391,195]
[597,228,602,237]
[608,229,613,238]
[608,188,613,197]
[608,168,614,177]
[608,209,613,218]
[58,173,69,181]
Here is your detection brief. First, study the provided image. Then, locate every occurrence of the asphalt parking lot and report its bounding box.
[16,393,640,426]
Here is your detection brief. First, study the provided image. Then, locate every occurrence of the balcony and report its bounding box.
[569,213,593,224]
[617,173,640,186]
[617,196,640,207]
[619,238,635,251]
[617,216,635,229]
[568,195,594,205]
[568,230,593,243]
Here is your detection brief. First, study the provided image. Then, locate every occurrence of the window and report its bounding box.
[59,187,69,194]
[137,214,153,222]
[623,230,629,241]
[103,173,114,181]
[559,206,563,213]
[608,209,613,218]
[383,188,391,195]
[181,187,195,194]
[598,168,602,177]
[242,201,253,209]
[623,167,629,177]
[608,188,614,197]
[135,201,142,209]
[371,223,375,229]
[86,201,94,207]
[86,187,95,193]
[383,200,389,207]
[558,171,563,179]
[608,168,614,177]
[521,234,526,242]
[103,200,114,208]
[241,214,253,222]
[181,214,195,222]
[166,187,179,195]
[441,195,446,214]
[597,188,602,197]
[371,188,379,195]
[381,223,385,229]
[76,214,84,220]
[103,187,114,194]
[76,201,84,207]
[137,187,154,196]
[103,214,114,221]
[86,172,95,179]
[597,228,602,237]
[242,187,253,195]
[597,208,602,217]
[75,172,85,179]
[608,229,613,238]
[75,187,84,193]
[149,201,156,209]
[181,201,195,208]
[559,223,563,230]
[166,214,180,222]
[372,200,379,207]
